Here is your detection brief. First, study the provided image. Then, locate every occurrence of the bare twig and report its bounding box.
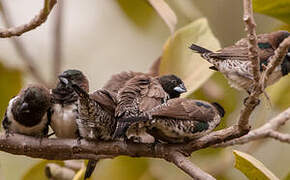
[236,0,261,131]
[243,0,260,85]
[0,0,56,86]
[52,0,63,84]
[215,107,290,147]
[166,151,215,180]
[261,36,290,89]
[0,0,57,38]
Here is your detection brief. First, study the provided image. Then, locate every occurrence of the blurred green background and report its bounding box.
[0,0,289,179]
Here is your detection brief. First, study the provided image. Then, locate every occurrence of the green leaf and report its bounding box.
[115,0,154,28]
[22,160,64,180]
[0,62,22,127]
[253,0,290,24]
[159,18,221,97]
[233,150,279,180]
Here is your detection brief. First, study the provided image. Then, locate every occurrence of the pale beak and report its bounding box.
[20,102,30,113]
[173,83,187,93]
[58,76,69,85]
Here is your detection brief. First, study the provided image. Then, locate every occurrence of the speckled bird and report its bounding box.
[132,98,225,143]
[113,74,187,140]
[50,69,89,138]
[59,76,117,180]
[190,31,290,92]
[2,85,51,136]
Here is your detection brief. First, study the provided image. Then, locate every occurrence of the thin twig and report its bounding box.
[237,0,262,130]
[166,151,216,180]
[261,36,290,89]
[0,0,56,86]
[52,0,63,84]
[215,107,290,147]
[0,0,57,38]
[243,0,260,85]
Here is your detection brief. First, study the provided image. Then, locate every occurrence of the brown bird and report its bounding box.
[50,69,89,138]
[103,71,145,93]
[190,31,290,92]
[58,76,117,180]
[113,74,187,139]
[2,85,51,136]
[126,99,225,143]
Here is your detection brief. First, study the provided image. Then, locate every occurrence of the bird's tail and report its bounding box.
[112,122,130,139]
[211,102,225,117]
[189,44,212,54]
[84,160,99,180]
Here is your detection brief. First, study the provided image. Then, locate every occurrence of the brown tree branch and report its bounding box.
[166,151,216,180]
[261,36,290,89]
[236,0,261,131]
[0,0,57,38]
[243,0,260,85]
[52,0,63,84]
[215,107,290,147]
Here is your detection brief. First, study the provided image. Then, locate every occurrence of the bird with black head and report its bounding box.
[113,74,187,140]
[2,85,51,137]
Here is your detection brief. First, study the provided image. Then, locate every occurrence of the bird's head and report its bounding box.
[58,69,89,92]
[14,86,51,126]
[158,74,187,99]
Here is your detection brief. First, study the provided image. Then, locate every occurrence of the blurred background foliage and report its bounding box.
[0,0,289,180]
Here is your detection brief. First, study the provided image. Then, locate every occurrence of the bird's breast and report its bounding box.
[50,103,78,138]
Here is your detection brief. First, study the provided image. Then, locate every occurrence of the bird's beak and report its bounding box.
[173,83,187,93]
[58,76,69,85]
[20,102,30,113]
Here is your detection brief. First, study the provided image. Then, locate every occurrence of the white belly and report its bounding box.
[50,103,78,138]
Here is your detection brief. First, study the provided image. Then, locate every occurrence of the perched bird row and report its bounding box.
[2,30,289,179]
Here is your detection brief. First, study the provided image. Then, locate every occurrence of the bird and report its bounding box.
[113,74,187,140]
[58,75,117,180]
[2,85,51,137]
[128,98,225,143]
[102,71,145,93]
[190,31,290,92]
[50,69,89,138]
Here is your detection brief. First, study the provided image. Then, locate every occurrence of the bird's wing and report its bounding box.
[2,110,10,130]
[115,74,152,118]
[148,98,215,122]
[139,78,169,112]
[91,89,117,115]
[209,36,274,62]
[103,71,145,93]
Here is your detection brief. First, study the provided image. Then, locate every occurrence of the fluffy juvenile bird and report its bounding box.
[59,76,117,180]
[113,74,187,139]
[2,85,51,136]
[50,69,89,138]
[130,99,225,143]
[190,31,290,92]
